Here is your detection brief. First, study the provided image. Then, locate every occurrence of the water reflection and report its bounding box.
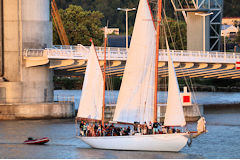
[75,148,201,159]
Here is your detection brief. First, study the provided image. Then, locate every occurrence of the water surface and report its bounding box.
[0,113,240,158]
[54,90,240,109]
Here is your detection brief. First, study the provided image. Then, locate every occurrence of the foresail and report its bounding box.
[113,0,156,124]
[77,43,103,120]
[164,41,186,127]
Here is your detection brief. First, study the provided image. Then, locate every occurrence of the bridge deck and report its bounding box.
[24,46,240,79]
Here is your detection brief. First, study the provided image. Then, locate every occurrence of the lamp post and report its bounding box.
[117,8,136,52]
[195,12,213,52]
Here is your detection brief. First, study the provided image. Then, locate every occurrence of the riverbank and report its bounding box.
[0,102,75,120]
[203,103,240,114]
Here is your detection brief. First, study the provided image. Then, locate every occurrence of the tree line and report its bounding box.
[55,0,138,33]
[53,0,239,48]
[54,76,240,92]
[223,0,240,17]
[54,0,186,49]
[55,0,240,31]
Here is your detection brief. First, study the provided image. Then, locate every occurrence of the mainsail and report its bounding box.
[113,0,156,123]
[77,42,103,120]
[164,41,186,126]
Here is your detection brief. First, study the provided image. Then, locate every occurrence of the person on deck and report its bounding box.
[90,124,95,136]
[176,129,181,133]
[87,123,91,136]
[137,124,141,134]
[94,123,98,135]
[153,122,159,134]
[79,121,84,136]
[126,126,131,135]
[148,121,153,134]
[83,122,88,136]
[97,124,102,136]
[103,123,109,136]
[143,122,148,135]
[172,127,176,133]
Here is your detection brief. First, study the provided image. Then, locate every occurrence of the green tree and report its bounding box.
[161,18,187,50]
[53,5,104,46]
[55,0,138,35]
[53,1,185,48]
[235,31,240,45]
[223,0,240,17]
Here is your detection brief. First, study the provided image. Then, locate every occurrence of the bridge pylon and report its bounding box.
[0,0,74,120]
[171,0,223,51]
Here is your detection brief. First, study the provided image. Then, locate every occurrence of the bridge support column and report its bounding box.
[0,0,74,119]
[187,12,210,51]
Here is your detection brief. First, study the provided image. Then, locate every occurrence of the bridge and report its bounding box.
[0,0,234,120]
[24,45,240,79]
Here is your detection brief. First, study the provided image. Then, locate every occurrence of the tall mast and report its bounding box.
[102,26,107,126]
[154,0,162,122]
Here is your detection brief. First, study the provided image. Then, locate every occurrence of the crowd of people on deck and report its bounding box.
[78,121,182,137]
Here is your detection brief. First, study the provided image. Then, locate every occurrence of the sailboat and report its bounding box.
[76,40,103,122]
[76,0,205,152]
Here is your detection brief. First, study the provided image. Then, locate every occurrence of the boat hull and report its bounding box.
[77,133,189,152]
[23,137,49,144]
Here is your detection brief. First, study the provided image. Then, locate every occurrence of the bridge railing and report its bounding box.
[24,46,240,63]
[24,49,44,57]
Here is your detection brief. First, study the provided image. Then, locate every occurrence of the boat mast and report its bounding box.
[102,26,107,126]
[154,0,162,122]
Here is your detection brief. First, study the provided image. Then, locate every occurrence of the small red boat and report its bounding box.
[24,137,49,144]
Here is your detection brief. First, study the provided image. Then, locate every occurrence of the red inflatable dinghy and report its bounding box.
[24,137,49,144]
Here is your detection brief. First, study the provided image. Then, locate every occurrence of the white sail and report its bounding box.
[113,0,156,124]
[164,41,186,126]
[77,42,103,120]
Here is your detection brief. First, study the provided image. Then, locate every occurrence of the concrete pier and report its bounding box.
[0,102,75,120]
[0,0,74,119]
[0,0,53,103]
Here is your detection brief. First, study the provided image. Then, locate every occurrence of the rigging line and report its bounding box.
[105,70,111,105]
[177,0,184,10]
[189,77,199,105]
[162,9,175,50]
[106,61,115,105]
[107,76,114,105]
[109,64,116,104]
[166,5,198,104]
[104,32,114,106]
[174,11,185,50]
[162,24,199,109]
[184,0,190,9]
[178,62,199,104]
[164,75,167,103]
[108,69,116,104]
[182,76,201,116]
[162,24,172,105]
[162,7,176,50]
[177,61,198,105]
[182,71,197,104]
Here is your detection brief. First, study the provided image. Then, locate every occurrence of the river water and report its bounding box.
[0,90,240,158]
[0,113,240,158]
